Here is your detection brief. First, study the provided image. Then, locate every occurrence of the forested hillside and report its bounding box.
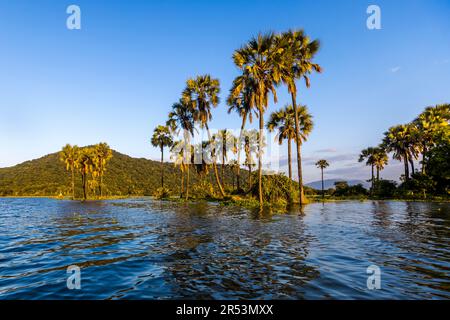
[0,150,243,197]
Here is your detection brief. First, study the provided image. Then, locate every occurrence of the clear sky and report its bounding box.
[0,0,449,183]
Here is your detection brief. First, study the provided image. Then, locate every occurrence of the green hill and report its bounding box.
[0,150,245,197]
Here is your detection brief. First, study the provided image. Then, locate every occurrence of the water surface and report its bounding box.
[0,198,449,299]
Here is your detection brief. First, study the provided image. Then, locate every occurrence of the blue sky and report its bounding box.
[0,0,449,183]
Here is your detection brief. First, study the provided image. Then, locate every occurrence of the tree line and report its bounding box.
[357,104,449,198]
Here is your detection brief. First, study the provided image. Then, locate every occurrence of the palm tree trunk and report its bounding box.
[100,173,103,198]
[232,169,235,190]
[82,172,87,200]
[291,92,306,205]
[222,136,225,186]
[409,159,415,176]
[404,154,409,181]
[71,166,75,200]
[205,124,226,197]
[180,169,184,198]
[321,168,324,199]
[248,164,252,189]
[287,138,293,204]
[377,167,380,181]
[422,143,427,174]
[160,145,164,189]
[371,165,374,195]
[186,164,190,200]
[287,139,292,181]
[258,106,264,207]
[236,114,247,192]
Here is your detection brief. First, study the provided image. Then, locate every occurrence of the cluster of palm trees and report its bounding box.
[359,104,449,191]
[59,143,113,200]
[152,30,321,208]
[358,147,389,193]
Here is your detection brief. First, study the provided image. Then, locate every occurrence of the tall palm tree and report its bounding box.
[93,143,113,197]
[267,104,313,182]
[182,74,226,197]
[76,147,95,201]
[227,73,257,191]
[231,33,280,207]
[315,159,329,199]
[276,29,322,205]
[359,147,376,192]
[59,144,79,199]
[167,101,195,199]
[151,125,174,189]
[372,147,388,181]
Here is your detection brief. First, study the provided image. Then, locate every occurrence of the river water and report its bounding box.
[0,198,448,299]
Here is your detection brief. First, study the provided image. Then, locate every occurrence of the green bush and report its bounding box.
[153,187,171,199]
[250,173,294,204]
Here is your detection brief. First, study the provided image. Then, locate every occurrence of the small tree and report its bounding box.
[315,159,329,199]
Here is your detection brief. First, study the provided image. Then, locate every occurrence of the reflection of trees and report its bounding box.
[156,202,319,299]
[370,201,394,230]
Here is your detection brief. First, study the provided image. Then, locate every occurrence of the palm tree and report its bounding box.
[227,73,257,191]
[93,143,113,197]
[315,159,329,199]
[231,33,280,207]
[372,148,388,181]
[151,125,174,189]
[359,147,376,192]
[76,147,95,201]
[276,29,322,205]
[182,74,226,197]
[59,144,79,199]
[167,101,195,199]
[267,104,313,182]
[382,124,420,182]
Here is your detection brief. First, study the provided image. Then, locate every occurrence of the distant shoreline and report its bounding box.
[1,195,448,204]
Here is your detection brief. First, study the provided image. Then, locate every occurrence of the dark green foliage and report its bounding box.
[425,139,449,195]
[373,180,397,198]
[332,181,368,197]
[0,150,243,197]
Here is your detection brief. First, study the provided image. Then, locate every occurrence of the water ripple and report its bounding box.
[0,198,449,299]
